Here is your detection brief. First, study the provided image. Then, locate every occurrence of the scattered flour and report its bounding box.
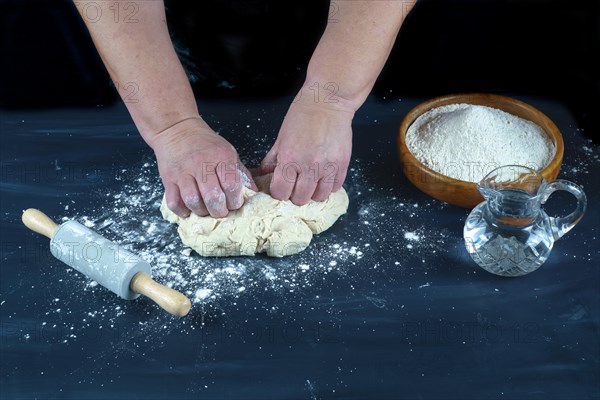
[406,103,556,182]
[194,288,213,302]
[44,158,450,328]
[404,232,420,241]
[7,102,597,384]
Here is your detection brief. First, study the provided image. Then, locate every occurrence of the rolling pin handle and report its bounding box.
[130,272,192,317]
[22,208,58,239]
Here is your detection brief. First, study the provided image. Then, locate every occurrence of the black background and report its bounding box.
[1,0,598,140]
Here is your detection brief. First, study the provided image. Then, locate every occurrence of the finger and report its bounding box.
[260,148,278,175]
[178,174,208,216]
[291,172,318,206]
[270,162,298,201]
[312,177,334,202]
[193,196,209,216]
[181,177,208,217]
[164,182,190,218]
[238,162,258,191]
[216,161,244,210]
[332,161,349,192]
[196,172,228,218]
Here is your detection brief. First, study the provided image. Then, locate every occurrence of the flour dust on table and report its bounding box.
[42,127,599,340]
[46,158,450,331]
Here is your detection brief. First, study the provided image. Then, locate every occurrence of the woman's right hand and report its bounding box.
[149,118,256,218]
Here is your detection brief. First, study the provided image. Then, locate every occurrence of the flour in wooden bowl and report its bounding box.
[405,104,555,182]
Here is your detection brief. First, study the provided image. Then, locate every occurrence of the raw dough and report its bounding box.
[160,174,349,257]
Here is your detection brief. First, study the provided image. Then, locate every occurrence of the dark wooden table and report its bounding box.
[1,95,598,399]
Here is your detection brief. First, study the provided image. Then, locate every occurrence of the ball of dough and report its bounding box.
[160,174,349,257]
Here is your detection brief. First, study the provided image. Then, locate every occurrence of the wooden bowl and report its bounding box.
[398,93,564,208]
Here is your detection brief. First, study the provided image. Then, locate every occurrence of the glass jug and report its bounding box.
[464,165,587,277]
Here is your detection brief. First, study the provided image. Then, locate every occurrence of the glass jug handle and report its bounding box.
[540,179,587,241]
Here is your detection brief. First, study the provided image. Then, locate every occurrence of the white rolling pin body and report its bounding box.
[50,221,152,300]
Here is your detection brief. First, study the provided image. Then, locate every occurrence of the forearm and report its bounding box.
[74,1,200,145]
[305,0,416,111]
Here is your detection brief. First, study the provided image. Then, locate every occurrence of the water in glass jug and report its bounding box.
[464,165,587,277]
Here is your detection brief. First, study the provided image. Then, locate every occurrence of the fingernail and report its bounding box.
[178,210,191,218]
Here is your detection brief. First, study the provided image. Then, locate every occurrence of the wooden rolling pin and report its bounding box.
[22,208,191,317]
